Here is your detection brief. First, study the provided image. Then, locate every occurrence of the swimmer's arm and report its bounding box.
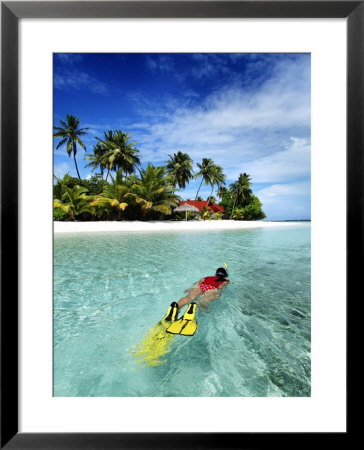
[217,280,229,290]
[191,278,205,286]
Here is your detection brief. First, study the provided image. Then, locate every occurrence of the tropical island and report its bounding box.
[53,114,266,223]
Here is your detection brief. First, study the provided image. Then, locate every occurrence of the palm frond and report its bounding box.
[152,205,172,215]
[55,137,68,149]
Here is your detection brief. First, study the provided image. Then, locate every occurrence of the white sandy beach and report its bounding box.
[54,220,307,233]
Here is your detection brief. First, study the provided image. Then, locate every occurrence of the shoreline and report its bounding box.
[54,220,309,234]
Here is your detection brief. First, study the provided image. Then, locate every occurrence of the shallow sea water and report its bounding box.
[54,223,311,397]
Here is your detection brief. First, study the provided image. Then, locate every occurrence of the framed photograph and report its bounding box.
[2,1,357,448]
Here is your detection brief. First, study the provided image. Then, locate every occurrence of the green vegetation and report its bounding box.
[54,184,94,221]
[54,114,89,179]
[126,164,179,219]
[194,158,216,200]
[218,174,266,221]
[54,115,265,221]
[230,173,253,219]
[165,151,194,189]
[209,164,226,199]
[84,129,141,181]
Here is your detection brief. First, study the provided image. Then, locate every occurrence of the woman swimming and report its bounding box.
[176,267,229,310]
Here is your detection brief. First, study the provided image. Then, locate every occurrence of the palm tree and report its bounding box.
[232,207,245,220]
[165,151,194,189]
[92,130,114,179]
[53,185,93,220]
[89,170,130,220]
[194,158,216,201]
[84,141,109,179]
[53,173,72,200]
[209,164,226,199]
[229,173,252,219]
[54,114,89,179]
[217,185,228,200]
[97,130,141,179]
[128,164,178,219]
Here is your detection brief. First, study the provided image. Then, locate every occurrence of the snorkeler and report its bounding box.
[148,267,229,338]
[176,267,229,310]
[139,267,230,339]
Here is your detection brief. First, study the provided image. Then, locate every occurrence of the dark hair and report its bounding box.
[215,267,228,280]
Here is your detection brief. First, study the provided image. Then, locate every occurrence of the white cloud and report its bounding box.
[54,70,109,95]
[256,180,311,202]
[145,55,186,82]
[146,54,173,73]
[54,54,84,65]
[255,180,311,220]
[229,137,311,183]
[129,56,310,185]
[53,54,310,219]
[53,162,73,179]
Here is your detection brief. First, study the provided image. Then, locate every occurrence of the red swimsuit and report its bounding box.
[198,276,229,293]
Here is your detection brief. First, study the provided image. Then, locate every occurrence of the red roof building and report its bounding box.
[180,200,225,214]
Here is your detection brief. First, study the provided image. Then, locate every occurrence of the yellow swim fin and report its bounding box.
[130,302,178,368]
[166,302,198,336]
[160,301,179,325]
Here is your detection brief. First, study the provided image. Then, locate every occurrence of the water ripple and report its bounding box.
[54,225,311,397]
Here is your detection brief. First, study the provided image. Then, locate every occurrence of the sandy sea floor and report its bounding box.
[53,220,305,233]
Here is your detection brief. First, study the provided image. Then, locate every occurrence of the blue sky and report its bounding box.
[53,53,310,220]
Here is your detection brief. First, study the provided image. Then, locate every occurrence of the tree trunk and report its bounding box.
[73,149,81,179]
[230,194,237,220]
[195,178,204,201]
[210,184,215,200]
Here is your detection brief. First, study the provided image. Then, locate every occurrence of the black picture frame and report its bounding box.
[1,1,357,448]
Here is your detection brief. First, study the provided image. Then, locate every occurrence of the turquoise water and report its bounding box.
[54,224,311,397]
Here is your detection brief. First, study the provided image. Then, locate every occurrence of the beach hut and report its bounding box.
[173,204,200,221]
[179,200,226,214]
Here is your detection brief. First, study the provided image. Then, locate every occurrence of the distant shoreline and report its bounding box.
[54,220,309,234]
